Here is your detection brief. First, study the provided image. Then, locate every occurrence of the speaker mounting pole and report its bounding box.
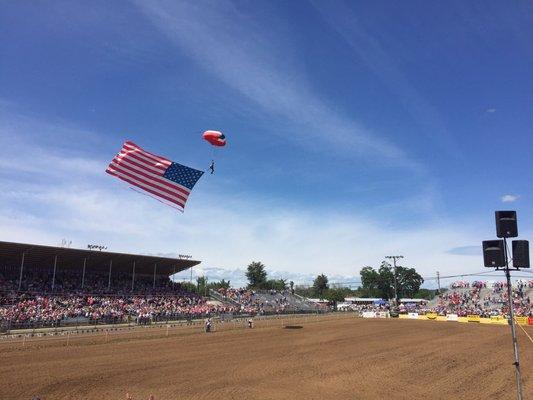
[483,210,528,400]
[502,238,523,400]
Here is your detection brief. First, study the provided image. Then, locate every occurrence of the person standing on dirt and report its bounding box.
[204,317,212,333]
[248,318,253,329]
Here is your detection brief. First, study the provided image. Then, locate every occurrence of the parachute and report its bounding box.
[202,130,226,147]
[202,130,226,174]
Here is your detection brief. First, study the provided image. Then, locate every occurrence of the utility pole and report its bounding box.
[385,255,403,308]
[436,271,441,294]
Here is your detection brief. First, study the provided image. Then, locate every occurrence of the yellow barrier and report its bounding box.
[490,316,508,325]
[515,317,528,326]
[436,316,447,322]
[425,313,438,320]
[479,318,492,324]
[467,315,481,323]
[399,314,409,319]
[458,317,469,323]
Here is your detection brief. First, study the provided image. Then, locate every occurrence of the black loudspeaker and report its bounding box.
[495,211,518,238]
[512,240,530,268]
[482,240,505,267]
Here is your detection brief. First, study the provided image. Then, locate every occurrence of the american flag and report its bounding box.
[106,141,204,211]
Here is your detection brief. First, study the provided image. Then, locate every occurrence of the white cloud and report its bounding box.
[501,194,519,203]
[0,107,499,288]
[135,0,423,172]
[486,108,496,113]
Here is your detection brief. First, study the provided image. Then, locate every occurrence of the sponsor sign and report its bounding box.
[529,317,533,326]
[425,313,438,320]
[408,312,419,319]
[376,311,390,319]
[515,317,528,326]
[490,316,508,325]
[467,315,481,323]
[446,314,458,321]
[362,311,376,319]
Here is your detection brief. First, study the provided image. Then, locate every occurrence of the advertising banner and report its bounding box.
[515,316,528,325]
[446,314,458,321]
[425,313,438,320]
[408,312,419,319]
[467,315,481,323]
[362,311,376,319]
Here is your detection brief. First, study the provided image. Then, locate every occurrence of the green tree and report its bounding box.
[413,288,437,300]
[396,267,424,298]
[179,281,197,293]
[313,274,329,298]
[246,261,268,289]
[265,278,287,291]
[360,266,380,297]
[196,276,208,296]
[207,279,231,290]
[324,288,345,303]
[377,261,395,300]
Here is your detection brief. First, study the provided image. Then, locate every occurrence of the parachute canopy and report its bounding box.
[202,130,226,147]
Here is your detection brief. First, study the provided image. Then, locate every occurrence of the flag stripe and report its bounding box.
[106,141,203,211]
[111,156,190,196]
[120,146,170,170]
[124,141,172,166]
[116,150,167,173]
[107,161,188,202]
[106,169,186,207]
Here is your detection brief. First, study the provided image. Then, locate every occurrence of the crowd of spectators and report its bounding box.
[432,280,532,317]
[216,288,302,314]
[0,268,315,329]
[340,280,532,318]
[3,265,532,329]
[0,267,242,328]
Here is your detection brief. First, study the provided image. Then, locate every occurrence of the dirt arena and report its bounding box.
[0,314,531,400]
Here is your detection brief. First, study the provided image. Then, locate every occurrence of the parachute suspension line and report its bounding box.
[210,147,215,174]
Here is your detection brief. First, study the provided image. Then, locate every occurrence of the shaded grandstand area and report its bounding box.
[0,241,200,292]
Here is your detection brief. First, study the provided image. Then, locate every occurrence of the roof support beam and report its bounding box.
[108,260,112,291]
[51,255,58,291]
[81,257,87,289]
[131,260,136,292]
[18,251,26,291]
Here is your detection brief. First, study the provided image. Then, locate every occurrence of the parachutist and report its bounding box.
[209,161,215,174]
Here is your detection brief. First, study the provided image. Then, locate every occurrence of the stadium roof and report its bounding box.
[0,241,200,276]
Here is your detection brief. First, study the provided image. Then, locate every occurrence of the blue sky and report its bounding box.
[1,1,532,287]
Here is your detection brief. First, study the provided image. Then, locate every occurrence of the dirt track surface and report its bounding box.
[0,315,531,400]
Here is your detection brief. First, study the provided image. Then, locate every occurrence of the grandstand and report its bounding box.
[0,241,319,332]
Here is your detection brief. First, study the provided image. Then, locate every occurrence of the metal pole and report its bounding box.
[436,271,441,294]
[503,238,523,400]
[18,252,26,291]
[81,258,87,290]
[385,255,403,307]
[131,260,135,292]
[172,265,176,289]
[153,264,157,289]
[392,257,400,307]
[190,266,193,284]
[108,260,112,291]
[51,255,58,292]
